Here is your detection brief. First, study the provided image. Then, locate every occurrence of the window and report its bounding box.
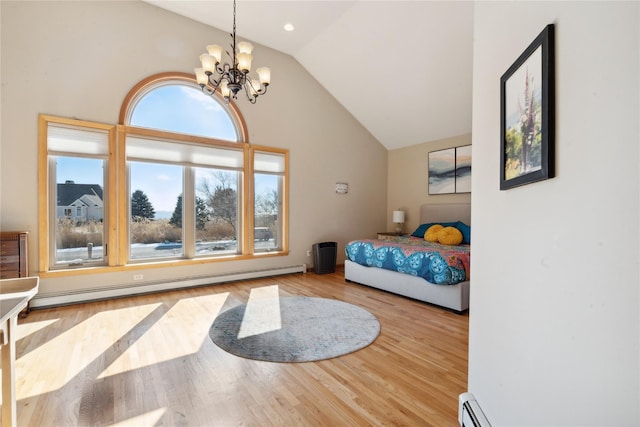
[123,131,245,261]
[39,72,288,275]
[129,161,184,260]
[40,118,114,269]
[194,167,241,256]
[254,150,287,253]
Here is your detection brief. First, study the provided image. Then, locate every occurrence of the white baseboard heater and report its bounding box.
[459,393,491,427]
[30,264,307,309]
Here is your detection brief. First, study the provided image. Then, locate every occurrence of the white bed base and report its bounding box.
[345,260,469,313]
[344,202,471,313]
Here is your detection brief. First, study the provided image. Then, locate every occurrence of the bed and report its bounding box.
[344,203,471,313]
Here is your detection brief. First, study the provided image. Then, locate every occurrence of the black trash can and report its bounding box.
[312,242,337,274]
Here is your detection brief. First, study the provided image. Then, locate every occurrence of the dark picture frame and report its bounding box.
[500,24,555,190]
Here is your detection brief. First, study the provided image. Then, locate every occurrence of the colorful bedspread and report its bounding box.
[345,236,470,285]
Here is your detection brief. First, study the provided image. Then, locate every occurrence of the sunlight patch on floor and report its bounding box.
[109,408,166,426]
[98,292,230,378]
[16,318,59,341]
[14,303,161,399]
[237,285,281,339]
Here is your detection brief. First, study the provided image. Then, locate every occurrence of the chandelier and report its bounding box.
[195,0,271,104]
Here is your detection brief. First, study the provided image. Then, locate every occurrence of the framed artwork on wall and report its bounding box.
[428,145,472,195]
[500,23,555,190]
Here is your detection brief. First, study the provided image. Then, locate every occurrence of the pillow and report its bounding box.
[411,221,457,238]
[424,224,444,242]
[437,226,463,245]
[456,221,471,245]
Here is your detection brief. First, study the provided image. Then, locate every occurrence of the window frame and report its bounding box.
[252,147,288,254]
[38,115,118,272]
[38,72,288,278]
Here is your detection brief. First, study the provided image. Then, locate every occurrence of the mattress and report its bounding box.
[344,236,470,286]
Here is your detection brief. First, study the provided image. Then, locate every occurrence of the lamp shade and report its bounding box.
[237,52,253,72]
[194,68,208,86]
[256,67,271,85]
[392,210,405,223]
[199,54,217,74]
[206,44,223,63]
[237,41,254,54]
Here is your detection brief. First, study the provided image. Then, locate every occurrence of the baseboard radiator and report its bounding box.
[30,264,307,309]
[459,393,491,427]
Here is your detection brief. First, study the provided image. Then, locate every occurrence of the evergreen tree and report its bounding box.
[170,194,210,230]
[195,197,209,230]
[170,195,183,228]
[131,189,155,219]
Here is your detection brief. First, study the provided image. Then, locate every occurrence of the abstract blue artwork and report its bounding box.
[428,145,472,195]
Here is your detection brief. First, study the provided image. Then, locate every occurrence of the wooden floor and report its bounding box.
[5,269,468,426]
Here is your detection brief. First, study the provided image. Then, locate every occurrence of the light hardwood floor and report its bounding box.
[8,268,468,426]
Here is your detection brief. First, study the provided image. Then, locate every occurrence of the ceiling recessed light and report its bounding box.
[283,23,295,32]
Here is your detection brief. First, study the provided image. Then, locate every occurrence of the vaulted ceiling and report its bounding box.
[144,1,474,150]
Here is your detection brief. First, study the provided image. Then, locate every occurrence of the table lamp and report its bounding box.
[392,210,405,234]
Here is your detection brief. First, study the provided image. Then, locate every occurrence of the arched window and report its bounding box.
[39,72,287,274]
[120,72,247,142]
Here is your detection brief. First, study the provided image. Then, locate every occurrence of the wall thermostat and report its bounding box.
[335,182,348,194]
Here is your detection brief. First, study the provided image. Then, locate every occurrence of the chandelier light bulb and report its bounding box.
[237,52,253,72]
[206,44,223,63]
[257,67,271,85]
[220,81,230,99]
[195,68,208,86]
[199,54,216,74]
[237,41,254,55]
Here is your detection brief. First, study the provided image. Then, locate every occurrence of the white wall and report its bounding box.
[0,1,387,295]
[470,2,639,425]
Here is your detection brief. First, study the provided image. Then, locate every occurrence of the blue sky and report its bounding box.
[131,85,237,141]
[58,84,274,214]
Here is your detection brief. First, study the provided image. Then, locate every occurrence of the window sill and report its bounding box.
[39,250,289,278]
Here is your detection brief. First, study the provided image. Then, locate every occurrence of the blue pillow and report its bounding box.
[411,222,458,238]
[456,221,471,244]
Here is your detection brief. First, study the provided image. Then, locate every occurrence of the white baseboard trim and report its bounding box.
[30,264,307,309]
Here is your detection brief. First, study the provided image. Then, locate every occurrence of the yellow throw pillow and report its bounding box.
[424,224,444,242]
[437,226,463,245]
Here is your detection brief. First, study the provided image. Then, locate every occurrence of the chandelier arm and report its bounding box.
[208,74,222,90]
[242,80,258,104]
[216,62,228,75]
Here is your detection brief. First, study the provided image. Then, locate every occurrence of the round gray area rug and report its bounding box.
[209,296,380,362]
